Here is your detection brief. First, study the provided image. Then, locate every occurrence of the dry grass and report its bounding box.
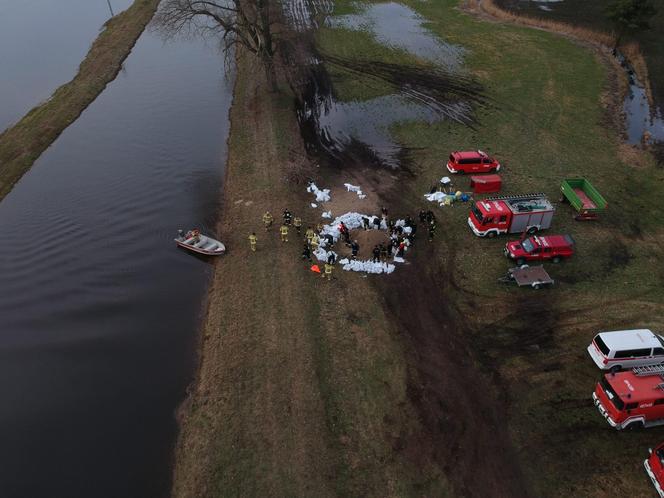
[0,0,160,201]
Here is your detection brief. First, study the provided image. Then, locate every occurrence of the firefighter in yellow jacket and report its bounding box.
[248,232,257,252]
[293,216,302,235]
[280,224,289,242]
[305,227,315,245]
[323,263,334,280]
[262,211,274,231]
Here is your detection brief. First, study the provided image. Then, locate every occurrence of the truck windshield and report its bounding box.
[600,377,625,411]
[471,205,484,223]
[521,239,535,253]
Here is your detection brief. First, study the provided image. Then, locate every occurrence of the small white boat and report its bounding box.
[175,229,225,256]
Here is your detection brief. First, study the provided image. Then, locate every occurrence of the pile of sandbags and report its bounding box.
[307,182,331,203]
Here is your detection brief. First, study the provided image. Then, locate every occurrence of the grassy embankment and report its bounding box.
[171,53,454,497]
[317,0,664,495]
[491,0,664,109]
[0,0,160,202]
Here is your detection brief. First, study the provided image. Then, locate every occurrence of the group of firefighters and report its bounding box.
[247,207,438,280]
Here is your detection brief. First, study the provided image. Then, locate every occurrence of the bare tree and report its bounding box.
[156,0,280,90]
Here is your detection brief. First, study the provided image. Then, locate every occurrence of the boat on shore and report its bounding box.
[175,229,225,256]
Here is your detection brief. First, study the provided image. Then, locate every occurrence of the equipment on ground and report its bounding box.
[498,265,554,289]
[470,174,501,194]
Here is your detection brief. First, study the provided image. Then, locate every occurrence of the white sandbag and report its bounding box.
[311,203,318,208]
[322,211,332,218]
[307,182,331,203]
[342,259,395,274]
[314,247,338,262]
[344,183,361,192]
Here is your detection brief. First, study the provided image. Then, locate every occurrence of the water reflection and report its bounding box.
[0,0,134,132]
[0,29,233,498]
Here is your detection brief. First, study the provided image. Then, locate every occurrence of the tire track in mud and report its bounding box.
[378,241,532,497]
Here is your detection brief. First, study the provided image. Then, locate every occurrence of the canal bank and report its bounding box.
[0,0,160,202]
[0,22,233,498]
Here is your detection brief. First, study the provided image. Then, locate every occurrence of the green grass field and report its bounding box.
[495,0,664,111]
[318,0,664,495]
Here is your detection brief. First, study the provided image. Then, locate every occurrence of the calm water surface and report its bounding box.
[0,0,134,131]
[0,27,233,498]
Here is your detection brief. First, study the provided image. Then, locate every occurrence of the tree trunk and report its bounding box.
[263,55,278,92]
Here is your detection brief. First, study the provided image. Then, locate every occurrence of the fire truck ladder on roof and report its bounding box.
[485,193,546,202]
[632,365,664,376]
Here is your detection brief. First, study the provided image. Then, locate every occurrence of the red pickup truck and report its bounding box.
[645,442,664,497]
[504,235,574,265]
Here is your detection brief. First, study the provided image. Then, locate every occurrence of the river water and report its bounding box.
[0,0,134,132]
[0,26,233,498]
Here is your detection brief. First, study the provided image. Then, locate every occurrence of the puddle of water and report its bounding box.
[0,0,134,132]
[328,2,464,70]
[0,27,233,498]
[284,1,482,169]
[623,75,664,145]
[313,94,466,167]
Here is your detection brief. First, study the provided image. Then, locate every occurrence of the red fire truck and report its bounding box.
[467,193,555,238]
[645,442,664,497]
[593,365,664,430]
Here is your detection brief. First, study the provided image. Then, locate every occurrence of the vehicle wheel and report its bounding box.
[487,231,497,238]
[516,258,525,266]
[527,226,538,235]
[609,365,622,374]
[626,420,645,431]
[533,283,541,290]
[552,256,561,263]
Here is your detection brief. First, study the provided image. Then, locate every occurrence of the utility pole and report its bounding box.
[106,0,114,16]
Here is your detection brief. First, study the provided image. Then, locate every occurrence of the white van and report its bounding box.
[587,329,664,372]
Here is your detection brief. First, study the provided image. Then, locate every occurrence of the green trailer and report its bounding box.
[560,178,607,220]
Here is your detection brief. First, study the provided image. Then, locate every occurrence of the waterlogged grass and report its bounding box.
[321,0,664,495]
[0,0,160,201]
[316,26,435,102]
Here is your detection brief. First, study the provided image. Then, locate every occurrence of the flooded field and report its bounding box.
[0,0,134,132]
[328,2,464,70]
[0,26,232,498]
[290,2,484,168]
